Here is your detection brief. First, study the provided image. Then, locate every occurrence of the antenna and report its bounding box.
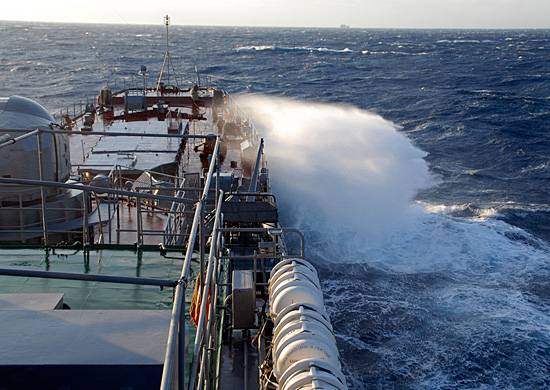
[156,15,180,92]
[164,14,170,54]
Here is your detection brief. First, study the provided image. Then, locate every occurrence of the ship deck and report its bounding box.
[67,90,222,246]
[0,246,201,388]
[0,82,271,389]
[0,248,185,309]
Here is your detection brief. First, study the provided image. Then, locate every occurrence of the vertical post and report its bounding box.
[107,193,112,244]
[215,143,220,206]
[143,71,147,96]
[82,191,89,245]
[243,331,249,390]
[178,287,186,390]
[18,193,23,242]
[253,251,257,291]
[205,230,220,389]
[36,132,48,246]
[165,15,170,83]
[136,196,143,246]
[247,138,264,202]
[199,200,205,283]
[116,166,121,244]
[201,249,217,389]
[96,195,103,244]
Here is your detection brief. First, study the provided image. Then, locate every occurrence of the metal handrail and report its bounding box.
[160,137,220,390]
[188,192,224,390]
[2,123,273,388]
[219,227,305,258]
[0,177,196,246]
[0,177,194,205]
[164,174,199,246]
[247,138,264,201]
[0,129,41,149]
[0,267,177,288]
[4,127,211,139]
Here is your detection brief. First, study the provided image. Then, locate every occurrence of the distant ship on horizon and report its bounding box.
[340,24,351,29]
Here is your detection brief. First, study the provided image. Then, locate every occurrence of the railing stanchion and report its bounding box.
[96,195,103,244]
[215,143,220,206]
[137,196,143,246]
[82,191,89,245]
[199,199,205,283]
[36,132,48,246]
[116,166,121,244]
[107,193,112,244]
[178,287,186,390]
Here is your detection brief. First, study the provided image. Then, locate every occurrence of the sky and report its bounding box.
[1,0,549,28]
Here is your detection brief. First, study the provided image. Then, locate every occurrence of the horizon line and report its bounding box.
[1,18,549,30]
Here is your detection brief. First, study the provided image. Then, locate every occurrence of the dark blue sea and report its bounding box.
[1,22,549,389]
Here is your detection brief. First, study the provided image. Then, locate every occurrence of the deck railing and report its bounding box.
[0,127,210,247]
[160,137,220,390]
[0,177,196,245]
[0,136,223,390]
[1,125,304,389]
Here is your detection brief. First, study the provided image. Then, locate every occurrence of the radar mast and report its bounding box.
[155,15,180,92]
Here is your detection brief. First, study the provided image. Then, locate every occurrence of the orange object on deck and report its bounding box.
[189,273,210,326]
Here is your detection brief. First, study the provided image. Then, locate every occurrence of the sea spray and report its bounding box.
[236,97,550,388]
[237,95,550,267]
[237,95,433,241]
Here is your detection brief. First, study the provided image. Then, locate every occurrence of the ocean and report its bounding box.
[0,22,549,389]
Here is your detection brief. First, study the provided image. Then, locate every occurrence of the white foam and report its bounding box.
[238,95,550,279]
[436,39,481,44]
[235,45,354,53]
[238,95,433,236]
[235,90,550,386]
[359,211,549,275]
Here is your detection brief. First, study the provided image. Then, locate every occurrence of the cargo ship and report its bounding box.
[0,16,347,390]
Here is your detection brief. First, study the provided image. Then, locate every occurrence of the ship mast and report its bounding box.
[156,15,180,92]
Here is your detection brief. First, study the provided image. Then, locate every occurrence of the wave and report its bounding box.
[437,39,482,44]
[419,200,550,217]
[419,201,500,219]
[237,95,433,235]
[235,100,550,390]
[520,161,550,174]
[235,45,353,53]
[321,213,550,387]
[369,50,430,56]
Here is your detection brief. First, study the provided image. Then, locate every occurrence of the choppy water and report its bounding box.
[0,22,549,389]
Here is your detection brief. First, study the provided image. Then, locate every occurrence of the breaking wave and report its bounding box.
[368,50,430,56]
[238,95,550,389]
[238,95,433,236]
[437,39,482,44]
[235,45,353,53]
